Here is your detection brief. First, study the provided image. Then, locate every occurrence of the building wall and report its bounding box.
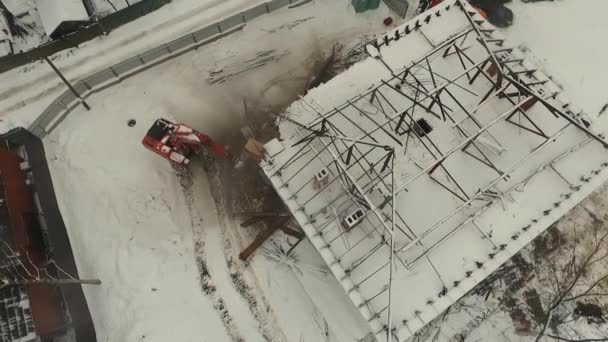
[1,128,97,342]
[0,147,64,336]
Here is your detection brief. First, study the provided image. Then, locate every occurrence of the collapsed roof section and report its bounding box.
[261,1,608,341]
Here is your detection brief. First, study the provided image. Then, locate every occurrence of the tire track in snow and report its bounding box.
[206,162,288,342]
[182,176,245,342]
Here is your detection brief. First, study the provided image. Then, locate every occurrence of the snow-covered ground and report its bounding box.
[0,0,282,127]
[45,107,232,342]
[0,0,159,58]
[505,0,608,118]
[37,1,399,342]
[2,0,608,341]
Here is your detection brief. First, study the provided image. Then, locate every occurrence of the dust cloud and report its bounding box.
[158,32,330,147]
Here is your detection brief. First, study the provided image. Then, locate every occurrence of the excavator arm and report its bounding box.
[193,133,227,158]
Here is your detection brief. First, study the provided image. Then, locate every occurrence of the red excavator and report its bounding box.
[142,118,230,169]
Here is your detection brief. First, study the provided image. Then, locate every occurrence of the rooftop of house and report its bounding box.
[261,1,608,341]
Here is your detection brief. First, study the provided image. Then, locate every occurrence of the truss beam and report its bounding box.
[458,0,504,87]
[398,123,574,258]
[396,95,534,193]
[505,75,608,148]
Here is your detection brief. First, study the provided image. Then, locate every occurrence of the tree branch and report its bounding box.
[535,231,608,341]
[49,259,77,280]
[0,241,97,287]
[535,310,553,342]
[560,232,608,301]
[564,273,608,302]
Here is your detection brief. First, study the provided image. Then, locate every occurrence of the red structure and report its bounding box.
[142,118,227,168]
[0,147,64,337]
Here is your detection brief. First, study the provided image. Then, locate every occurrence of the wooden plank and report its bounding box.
[239,217,288,260]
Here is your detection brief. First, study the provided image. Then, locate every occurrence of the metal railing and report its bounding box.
[0,0,172,73]
[28,0,301,138]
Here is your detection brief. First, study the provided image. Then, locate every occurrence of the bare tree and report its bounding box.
[400,202,608,342]
[533,228,608,342]
[0,241,100,290]
[0,1,27,37]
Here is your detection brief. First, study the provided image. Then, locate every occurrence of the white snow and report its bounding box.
[0,0,276,127]
[3,0,35,16]
[3,0,608,341]
[505,0,608,119]
[35,0,89,37]
[30,1,401,342]
[45,106,232,342]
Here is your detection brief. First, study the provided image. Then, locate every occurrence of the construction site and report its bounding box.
[1,0,608,342]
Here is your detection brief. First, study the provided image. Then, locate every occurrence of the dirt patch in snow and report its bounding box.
[185,183,246,342]
[211,162,287,342]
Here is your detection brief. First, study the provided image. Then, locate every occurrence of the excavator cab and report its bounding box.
[142,118,192,166]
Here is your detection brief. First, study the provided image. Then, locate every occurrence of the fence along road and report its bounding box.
[28,0,306,138]
[0,0,172,74]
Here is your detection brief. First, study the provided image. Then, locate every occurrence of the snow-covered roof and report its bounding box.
[35,0,88,37]
[4,0,35,16]
[261,1,608,341]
